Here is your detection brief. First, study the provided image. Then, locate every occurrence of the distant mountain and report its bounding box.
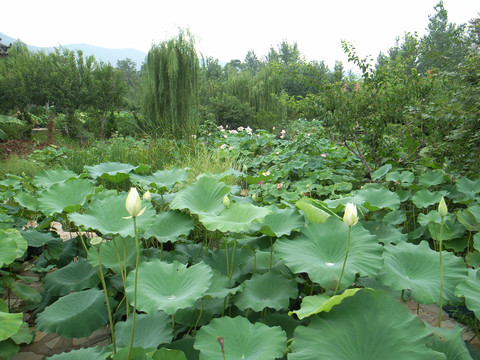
[0,33,147,69]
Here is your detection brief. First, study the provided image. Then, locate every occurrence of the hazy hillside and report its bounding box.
[0,32,147,69]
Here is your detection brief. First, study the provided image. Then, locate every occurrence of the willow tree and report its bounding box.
[140,31,199,138]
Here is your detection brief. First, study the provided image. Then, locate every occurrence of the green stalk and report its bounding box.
[229,240,237,281]
[127,217,140,360]
[96,247,116,353]
[112,237,129,319]
[224,238,229,278]
[334,226,352,296]
[438,216,445,327]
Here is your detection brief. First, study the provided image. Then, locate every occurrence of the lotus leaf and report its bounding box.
[0,229,27,267]
[419,170,446,187]
[37,179,95,216]
[371,164,392,181]
[378,241,467,305]
[114,311,172,349]
[194,316,287,360]
[412,189,448,209]
[69,193,155,238]
[152,348,187,360]
[275,217,383,291]
[456,177,480,200]
[426,324,474,360]
[169,176,230,216]
[233,271,298,312]
[36,288,108,338]
[356,184,400,211]
[199,202,270,233]
[289,288,363,319]
[43,258,99,296]
[0,311,23,342]
[259,207,305,237]
[85,162,137,183]
[126,260,213,315]
[130,167,189,191]
[87,236,141,273]
[33,169,78,189]
[144,210,195,243]
[289,289,445,359]
[47,346,104,360]
[456,270,480,318]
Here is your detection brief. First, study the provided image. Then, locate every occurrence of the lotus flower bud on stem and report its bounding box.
[143,190,151,202]
[438,197,448,218]
[125,187,146,218]
[343,203,358,227]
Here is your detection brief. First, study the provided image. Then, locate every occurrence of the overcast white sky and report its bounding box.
[2,0,479,69]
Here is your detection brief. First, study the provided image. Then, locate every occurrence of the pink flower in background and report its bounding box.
[258,180,264,187]
[320,153,327,158]
[229,146,233,151]
[276,183,283,190]
[262,170,271,176]
[201,142,206,146]
[275,152,279,155]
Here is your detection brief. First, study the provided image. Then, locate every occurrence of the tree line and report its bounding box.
[0,1,478,174]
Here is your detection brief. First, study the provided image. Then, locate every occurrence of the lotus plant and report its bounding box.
[125,187,145,360]
[438,196,447,327]
[334,203,359,296]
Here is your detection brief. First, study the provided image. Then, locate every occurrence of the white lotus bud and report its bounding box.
[438,197,448,217]
[343,203,358,227]
[223,195,230,208]
[143,190,151,202]
[125,187,146,218]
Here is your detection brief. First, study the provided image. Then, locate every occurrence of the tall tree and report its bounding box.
[140,30,199,138]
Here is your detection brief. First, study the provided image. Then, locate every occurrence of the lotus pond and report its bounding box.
[1,125,480,359]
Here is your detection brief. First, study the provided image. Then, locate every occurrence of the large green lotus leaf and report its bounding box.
[9,282,41,303]
[33,169,78,189]
[126,260,213,315]
[114,311,172,349]
[145,210,194,243]
[455,270,480,318]
[87,236,141,273]
[412,189,448,209]
[43,258,99,296]
[152,348,187,360]
[386,170,415,185]
[457,208,480,232]
[259,207,305,237]
[456,177,480,200]
[323,195,366,213]
[371,164,392,181]
[130,168,189,191]
[233,271,298,312]
[426,324,474,360]
[0,311,23,342]
[383,210,407,225]
[289,288,363,320]
[0,229,28,267]
[20,228,61,247]
[169,176,230,216]
[14,191,40,211]
[199,203,270,233]
[69,193,155,238]
[289,289,445,360]
[36,288,108,338]
[419,170,446,187]
[363,220,407,244]
[356,184,400,211]
[378,241,467,305]
[194,316,287,360]
[204,269,241,299]
[85,162,137,183]
[37,179,95,216]
[275,217,383,291]
[418,210,443,226]
[295,199,331,224]
[47,346,104,360]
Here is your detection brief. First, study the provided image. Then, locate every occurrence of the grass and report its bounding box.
[1,134,241,186]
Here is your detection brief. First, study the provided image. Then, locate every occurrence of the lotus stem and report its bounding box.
[224,238,229,278]
[334,226,352,296]
[269,236,273,270]
[112,237,129,319]
[438,216,444,327]
[121,237,130,318]
[96,247,116,353]
[229,240,237,281]
[193,297,204,335]
[127,217,140,360]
